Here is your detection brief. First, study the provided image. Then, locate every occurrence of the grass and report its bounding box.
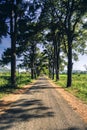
[1,72,87,104]
[54,74,87,104]
[16,72,32,87]
[0,72,32,99]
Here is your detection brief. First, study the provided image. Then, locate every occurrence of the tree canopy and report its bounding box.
[0,0,87,87]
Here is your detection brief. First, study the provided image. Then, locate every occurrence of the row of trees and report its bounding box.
[38,0,87,87]
[0,0,87,87]
[0,0,43,87]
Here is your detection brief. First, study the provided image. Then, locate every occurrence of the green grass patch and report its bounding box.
[0,72,32,99]
[54,74,87,104]
[16,72,32,87]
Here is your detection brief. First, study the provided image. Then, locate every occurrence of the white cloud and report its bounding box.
[73,54,87,70]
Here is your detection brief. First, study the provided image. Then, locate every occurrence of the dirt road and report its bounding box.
[0,77,87,130]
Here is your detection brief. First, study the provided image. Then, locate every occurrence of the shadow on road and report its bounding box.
[0,97,54,130]
[29,82,63,93]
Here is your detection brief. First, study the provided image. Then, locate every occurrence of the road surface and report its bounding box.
[0,77,87,130]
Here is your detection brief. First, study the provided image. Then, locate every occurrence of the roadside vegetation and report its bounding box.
[54,74,87,104]
[0,72,32,98]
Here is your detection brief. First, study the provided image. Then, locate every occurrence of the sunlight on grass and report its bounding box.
[54,74,87,104]
[0,72,32,98]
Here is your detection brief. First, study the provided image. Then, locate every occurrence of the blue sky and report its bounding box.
[0,37,87,71]
[0,37,10,56]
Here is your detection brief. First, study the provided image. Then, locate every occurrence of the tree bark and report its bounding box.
[10,0,16,87]
[54,34,60,81]
[52,61,54,80]
[67,37,72,87]
[48,60,51,78]
[31,43,36,79]
[31,68,34,79]
[11,33,16,87]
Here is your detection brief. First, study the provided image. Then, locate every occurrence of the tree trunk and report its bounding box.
[48,60,51,78]
[56,34,61,81]
[52,44,55,80]
[54,35,60,81]
[30,42,36,79]
[34,68,37,79]
[52,61,54,80]
[10,0,16,87]
[55,60,59,81]
[11,34,16,87]
[55,54,59,81]
[67,37,72,87]
[31,68,34,79]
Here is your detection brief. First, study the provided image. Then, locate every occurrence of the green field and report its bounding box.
[0,72,32,98]
[0,73,87,104]
[54,74,87,104]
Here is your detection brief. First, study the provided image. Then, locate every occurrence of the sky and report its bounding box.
[73,55,87,71]
[0,36,10,56]
[0,37,87,71]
